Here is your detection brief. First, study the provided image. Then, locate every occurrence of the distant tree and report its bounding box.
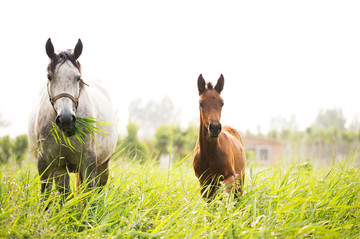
[129,96,180,137]
[13,134,28,164]
[0,136,12,164]
[153,125,174,159]
[120,122,148,163]
[313,108,346,130]
[349,114,360,131]
[181,124,198,156]
[0,114,10,128]
[267,129,279,140]
[244,130,255,138]
[255,108,359,162]
[269,115,298,132]
[342,130,356,143]
[152,124,198,160]
[171,124,198,159]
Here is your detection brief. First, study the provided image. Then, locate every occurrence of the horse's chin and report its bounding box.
[209,133,220,138]
[63,129,75,137]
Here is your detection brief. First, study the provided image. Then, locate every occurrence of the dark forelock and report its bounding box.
[47,51,81,74]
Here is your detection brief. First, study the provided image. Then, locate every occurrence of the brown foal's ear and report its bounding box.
[198,74,206,95]
[46,38,55,59]
[73,39,83,60]
[215,74,224,94]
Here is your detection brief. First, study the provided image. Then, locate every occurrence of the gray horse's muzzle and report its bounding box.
[56,113,76,136]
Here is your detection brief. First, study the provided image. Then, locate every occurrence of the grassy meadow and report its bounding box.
[0,151,359,238]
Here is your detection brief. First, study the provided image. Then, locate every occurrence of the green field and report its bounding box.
[0,153,359,238]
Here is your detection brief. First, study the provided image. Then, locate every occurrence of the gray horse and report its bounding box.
[28,39,118,198]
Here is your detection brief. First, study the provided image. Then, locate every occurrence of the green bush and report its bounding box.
[0,136,11,164]
[152,124,198,161]
[13,135,28,164]
[118,122,149,163]
[0,135,29,165]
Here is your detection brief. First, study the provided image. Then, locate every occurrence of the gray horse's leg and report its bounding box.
[53,169,70,200]
[38,160,53,196]
[80,151,97,188]
[96,159,110,187]
[38,160,54,210]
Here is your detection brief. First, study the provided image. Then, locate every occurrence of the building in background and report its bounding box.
[243,137,282,164]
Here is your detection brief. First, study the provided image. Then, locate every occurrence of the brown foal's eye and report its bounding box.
[221,101,224,107]
[199,102,204,108]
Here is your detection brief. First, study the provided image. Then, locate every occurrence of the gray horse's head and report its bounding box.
[45,38,85,136]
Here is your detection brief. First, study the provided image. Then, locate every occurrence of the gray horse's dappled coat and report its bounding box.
[28,39,118,197]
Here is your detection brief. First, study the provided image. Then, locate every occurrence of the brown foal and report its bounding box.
[193,74,246,199]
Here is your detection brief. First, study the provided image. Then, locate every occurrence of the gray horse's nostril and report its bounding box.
[55,115,61,127]
[71,115,76,124]
[55,114,76,131]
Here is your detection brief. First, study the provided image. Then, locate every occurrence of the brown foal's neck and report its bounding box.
[199,117,219,161]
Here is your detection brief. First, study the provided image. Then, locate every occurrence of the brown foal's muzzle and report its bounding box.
[208,121,222,138]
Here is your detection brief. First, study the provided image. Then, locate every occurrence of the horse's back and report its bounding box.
[222,126,243,144]
[84,81,118,163]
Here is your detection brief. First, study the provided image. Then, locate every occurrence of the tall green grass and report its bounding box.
[50,116,109,149]
[0,153,359,238]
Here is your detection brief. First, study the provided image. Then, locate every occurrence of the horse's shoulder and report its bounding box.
[221,126,246,159]
[222,126,242,143]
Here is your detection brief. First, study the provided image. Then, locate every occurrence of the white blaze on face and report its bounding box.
[49,61,81,115]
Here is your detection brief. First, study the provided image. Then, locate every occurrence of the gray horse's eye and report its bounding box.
[47,74,52,81]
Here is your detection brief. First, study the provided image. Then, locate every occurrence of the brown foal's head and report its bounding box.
[197,74,224,138]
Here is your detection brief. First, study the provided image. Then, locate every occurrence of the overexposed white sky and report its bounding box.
[0,0,359,137]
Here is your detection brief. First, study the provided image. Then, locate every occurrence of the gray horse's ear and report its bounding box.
[73,39,83,60]
[215,74,224,94]
[46,38,55,59]
[198,74,206,95]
